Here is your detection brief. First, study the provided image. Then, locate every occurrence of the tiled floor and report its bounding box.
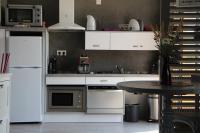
[10,121,159,133]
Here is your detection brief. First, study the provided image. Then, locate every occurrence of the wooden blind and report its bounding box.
[170,0,200,80]
[169,0,200,112]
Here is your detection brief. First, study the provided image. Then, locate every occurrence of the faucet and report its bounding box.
[116,65,125,74]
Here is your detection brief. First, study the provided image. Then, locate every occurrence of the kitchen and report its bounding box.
[1,0,198,133]
[1,0,159,131]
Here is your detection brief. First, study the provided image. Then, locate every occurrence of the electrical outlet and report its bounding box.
[57,50,62,56]
[62,50,67,56]
[96,0,101,5]
[57,50,67,56]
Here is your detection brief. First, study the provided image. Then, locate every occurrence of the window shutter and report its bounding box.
[170,0,200,80]
[169,0,200,112]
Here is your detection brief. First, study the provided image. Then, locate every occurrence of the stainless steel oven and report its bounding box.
[5,4,43,26]
[47,86,86,112]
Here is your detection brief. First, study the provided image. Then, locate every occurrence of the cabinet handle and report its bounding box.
[0,120,2,124]
[140,45,143,47]
[0,84,3,88]
[92,44,100,47]
[100,80,108,82]
[132,45,138,48]
[89,90,123,93]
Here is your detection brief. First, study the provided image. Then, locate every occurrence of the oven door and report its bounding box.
[7,8,34,25]
[87,86,124,114]
[47,86,85,112]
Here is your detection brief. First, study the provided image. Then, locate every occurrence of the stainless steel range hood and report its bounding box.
[48,0,85,30]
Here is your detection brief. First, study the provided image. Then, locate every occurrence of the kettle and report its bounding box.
[86,15,96,30]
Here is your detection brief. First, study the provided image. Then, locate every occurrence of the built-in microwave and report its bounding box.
[5,4,43,27]
[47,86,86,112]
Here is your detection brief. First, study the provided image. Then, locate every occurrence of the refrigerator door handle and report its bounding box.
[10,67,41,69]
[10,67,24,69]
[32,67,42,69]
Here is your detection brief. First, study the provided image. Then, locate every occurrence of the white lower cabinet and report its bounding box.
[0,119,7,133]
[124,76,159,81]
[86,77,124,85]
[0,75,11,133]
[46,76,86,85]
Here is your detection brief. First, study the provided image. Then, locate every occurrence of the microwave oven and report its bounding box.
[5,4,43,27]
[47,86,86,112]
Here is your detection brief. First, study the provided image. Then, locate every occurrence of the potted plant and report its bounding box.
[152,21,183,85]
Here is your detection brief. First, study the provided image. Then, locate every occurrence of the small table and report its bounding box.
[117,81,200,133]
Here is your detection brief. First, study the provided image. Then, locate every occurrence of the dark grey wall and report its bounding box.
[75,0,160,30]
[49,31,85,73]
[5,0,160,27]
[49,32,158,74]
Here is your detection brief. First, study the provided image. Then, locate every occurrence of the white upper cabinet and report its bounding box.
[85,31,157,50]
[85,31,110,50]
[110,32,157,50]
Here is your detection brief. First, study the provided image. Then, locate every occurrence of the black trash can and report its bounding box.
[124,104,139,122]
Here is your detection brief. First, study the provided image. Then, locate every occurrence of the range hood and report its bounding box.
[48,0,85,30]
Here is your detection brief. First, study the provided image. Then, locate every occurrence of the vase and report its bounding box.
[160,56,172,85]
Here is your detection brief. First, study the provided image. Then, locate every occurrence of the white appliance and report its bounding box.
[8,35,42,122]
[86,15,96,31]
[48,0,85,30]
[87,86,124,114]
[128,19,140,31]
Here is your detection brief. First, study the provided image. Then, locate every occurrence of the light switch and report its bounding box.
[96,0,101,5]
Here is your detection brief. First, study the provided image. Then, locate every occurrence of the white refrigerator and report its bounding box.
[8,36,42,122]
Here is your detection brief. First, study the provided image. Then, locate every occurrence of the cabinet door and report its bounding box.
[8,36,42,67]
[124,76,159,82]
[87,90,124,109]
[110,32,157,50]
[0,119,6,133]
[85,32,110,50]
[86,77,124,85]
[0,81,8,119]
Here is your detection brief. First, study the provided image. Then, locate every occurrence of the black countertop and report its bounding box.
[117,81,200,94]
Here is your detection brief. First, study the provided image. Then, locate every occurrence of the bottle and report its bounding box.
[48,56,57,74]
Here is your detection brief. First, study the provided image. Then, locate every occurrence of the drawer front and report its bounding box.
[87,90,124,108]
[0,119,7,133]
[46,77,86,85]
[139,32,157,50]
[85,32,110,50]
[124,76,159,81]
[111,32,157,50]
[86,77,124,85]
